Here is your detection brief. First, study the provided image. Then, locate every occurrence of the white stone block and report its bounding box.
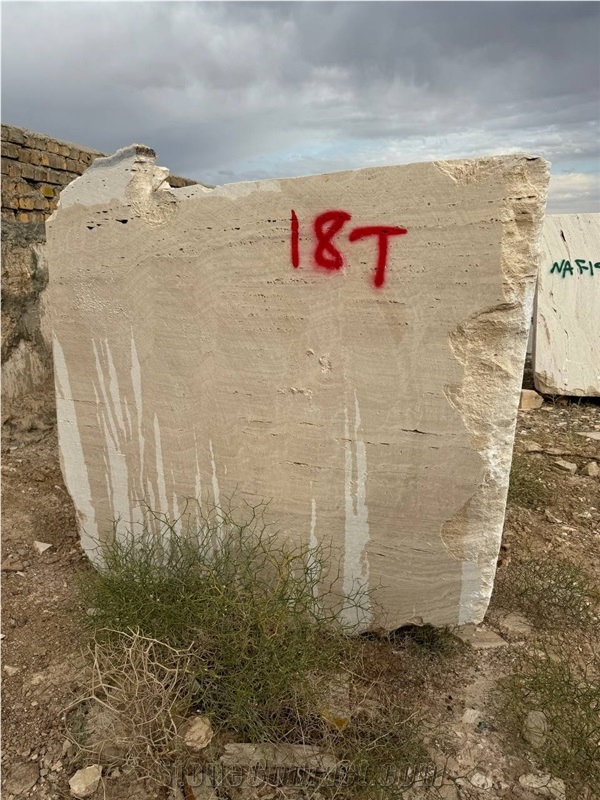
[533,214,600,396]
[45,146,548,629]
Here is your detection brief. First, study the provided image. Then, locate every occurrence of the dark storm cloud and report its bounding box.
[1,2,598,210]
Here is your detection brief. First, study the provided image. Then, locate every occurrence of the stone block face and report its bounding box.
[45,146,548,628]
[533,214,600,396]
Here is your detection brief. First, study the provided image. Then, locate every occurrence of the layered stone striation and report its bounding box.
[45,146,549,628]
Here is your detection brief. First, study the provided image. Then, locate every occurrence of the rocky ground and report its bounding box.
[2,390,599,800]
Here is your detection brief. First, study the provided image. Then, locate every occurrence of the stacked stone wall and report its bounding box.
[1,124,196,435]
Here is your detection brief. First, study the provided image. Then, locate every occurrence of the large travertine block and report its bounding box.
[533,214,600,396]
[45,147,549,629]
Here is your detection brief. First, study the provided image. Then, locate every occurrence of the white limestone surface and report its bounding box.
[45,146,549,629]
[534,214,600,396]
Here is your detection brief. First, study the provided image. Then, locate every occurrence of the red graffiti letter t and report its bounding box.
[349,225,408,288]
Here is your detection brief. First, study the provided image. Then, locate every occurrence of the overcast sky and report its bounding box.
[2,2,599,212]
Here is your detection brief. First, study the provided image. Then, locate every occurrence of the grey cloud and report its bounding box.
[1,2,598,210]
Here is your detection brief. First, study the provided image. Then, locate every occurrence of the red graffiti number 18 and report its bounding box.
[290,209,407,288]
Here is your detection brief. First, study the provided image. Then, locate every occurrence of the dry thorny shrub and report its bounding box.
[494,551,600,631]
[67,632,198,786]
[68,501,457,796]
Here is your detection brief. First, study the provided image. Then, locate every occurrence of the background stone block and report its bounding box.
[534,214,600,396]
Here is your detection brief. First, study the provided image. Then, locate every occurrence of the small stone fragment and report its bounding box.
[554,459,577,474]
[519,389,544,410]
[518,773,566,799]
[461,708,480,724]
[33,541,53,554]
[524,441,543,452]
[576,431,600,441]
[4,762,40,795]
[1,560,25,572]
[455,624,507,649]
[544,509,562,524]
[470,771,493,790]
[522,710,548,748]
[69,765,102,798]
[3,665,20,676]
[583,461,599,478]
[180,716,214,752]
[500,612,533,638]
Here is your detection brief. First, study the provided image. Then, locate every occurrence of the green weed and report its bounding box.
[499,639,600,799]
[494,553,600,631]
[74,501,444,796]
[507,454,551,510]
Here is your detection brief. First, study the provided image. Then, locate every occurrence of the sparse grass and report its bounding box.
[73,501,450,796]
[494,553,600,631]
[498,637,600,799]
[493,547,600,798]
[507,454,551,510]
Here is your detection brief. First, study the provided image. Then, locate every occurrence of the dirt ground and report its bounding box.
[2,390,599,800]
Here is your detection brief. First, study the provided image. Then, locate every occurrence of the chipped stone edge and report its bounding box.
[438,154,550,625]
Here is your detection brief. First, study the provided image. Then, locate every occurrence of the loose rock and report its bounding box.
[470,771,493,790]
[1,560,25,572]
[461,708,480,724]
[576,431,600,441]
[33,541,53,554]
[180,716,214,752]
[522,710,548,748]
[455,624,507,649]
[583,461,599,477]
[519,389,544,410]
[554,459,577,474]
[544,509,562,524]
[4,762,40,795]
[524,441,543,452]
[69,765,102,798]
[518,773,566,799]
[500,612,533,638]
